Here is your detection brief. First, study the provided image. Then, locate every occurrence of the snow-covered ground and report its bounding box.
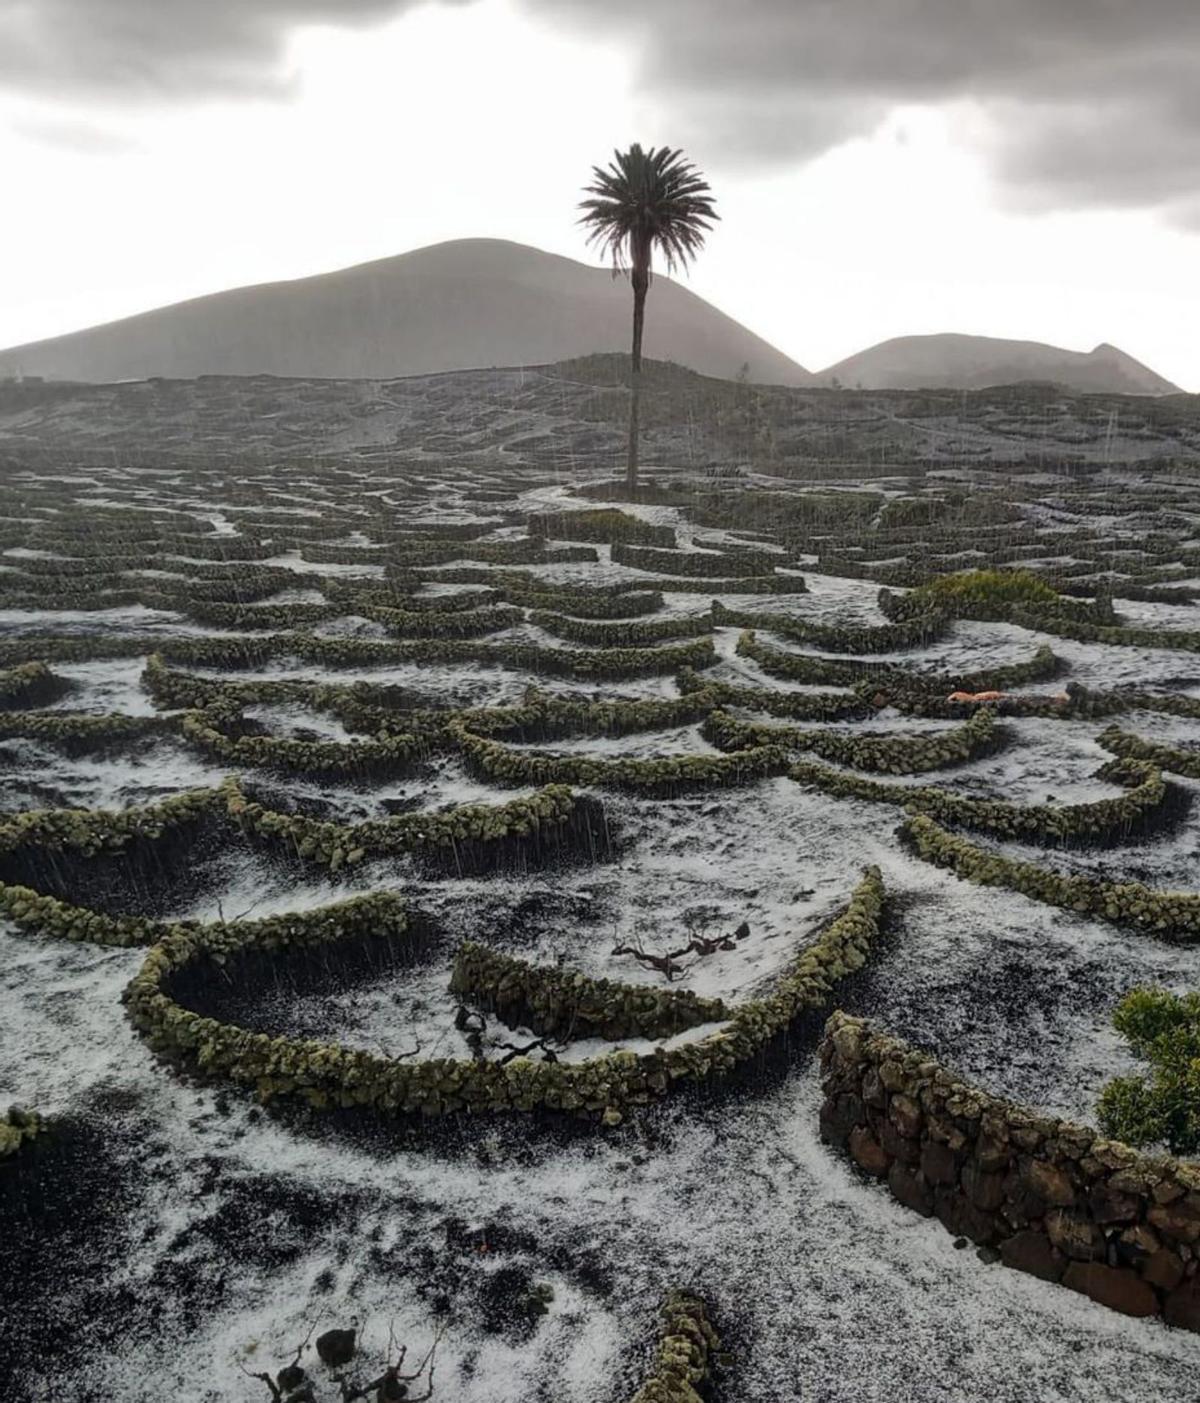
[4,473,1200,1403]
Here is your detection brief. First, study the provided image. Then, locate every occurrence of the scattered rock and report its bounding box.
[1089,1182,1139,1225]
[1164,1278,1200,1331]
[1148,1197,1200,1245]
[1063,1262,1160,1318]
[974,1134,1009,1173]
[934,1189,996,1246]
[819,1094,863,1146]
[962,1164,1006,1212]
[920,1140,958,1187]
[999,1230,1066,1283]
[888,1094,922,1140]
[277,1364,306,1392]
[1046,1209,1105,1262]
[880,1120,921,1166]
[1143,1248,1185,1293]
[522,1282,555,1317]
[848,1126,889,1179]
[888,1163,933,1217]
[316,1328,356,1368]
[377,1371,407,1402]
[1022,1158,1076,1208]
[1114,1223,1160,1268]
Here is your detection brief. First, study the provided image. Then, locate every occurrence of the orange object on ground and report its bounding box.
[946,689,1007,703]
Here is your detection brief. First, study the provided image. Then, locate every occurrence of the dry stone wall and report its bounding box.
[819,1012,1200,1331]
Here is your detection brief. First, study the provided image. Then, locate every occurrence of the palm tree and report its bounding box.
[579,144,718,497]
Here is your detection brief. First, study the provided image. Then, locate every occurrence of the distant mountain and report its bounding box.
[0,238,814,388]
[820,333,1179,396]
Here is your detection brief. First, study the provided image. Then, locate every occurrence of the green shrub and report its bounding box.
[908,568,1062,612]
[1098,988,1200,1153]
[0,1105,43,1159]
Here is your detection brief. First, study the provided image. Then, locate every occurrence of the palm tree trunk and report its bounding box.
[627,262,648,498]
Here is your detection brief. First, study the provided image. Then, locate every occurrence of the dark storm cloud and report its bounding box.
[0,1,451,100]
[527,0,1200,215]
[3,0,1199,213]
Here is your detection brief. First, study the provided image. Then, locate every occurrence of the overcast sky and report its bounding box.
[2,0,1199,385]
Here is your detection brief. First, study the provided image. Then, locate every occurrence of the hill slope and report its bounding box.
[0,238,814,387]
[821,333,1179,395]
[3,359,1196,469]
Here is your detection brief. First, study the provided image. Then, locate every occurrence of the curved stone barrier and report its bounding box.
[901,812,1200,941]
[451,720,790,793]
[712,599,949,653]
[737,630,1063,694]
[124,868,885,1123]
[820,1012,1200,1330]
[626,1291,721,1403]
[789,756,1170,846]
[1098,725,1200,780]
[529,610,713,647]
[449,941,729,1041]
[0,662,73,711]
[704,707,1001,775]
[178,700,428,781]
[0,711,173,754]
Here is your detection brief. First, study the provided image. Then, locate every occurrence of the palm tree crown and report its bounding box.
[578,143,718,277]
